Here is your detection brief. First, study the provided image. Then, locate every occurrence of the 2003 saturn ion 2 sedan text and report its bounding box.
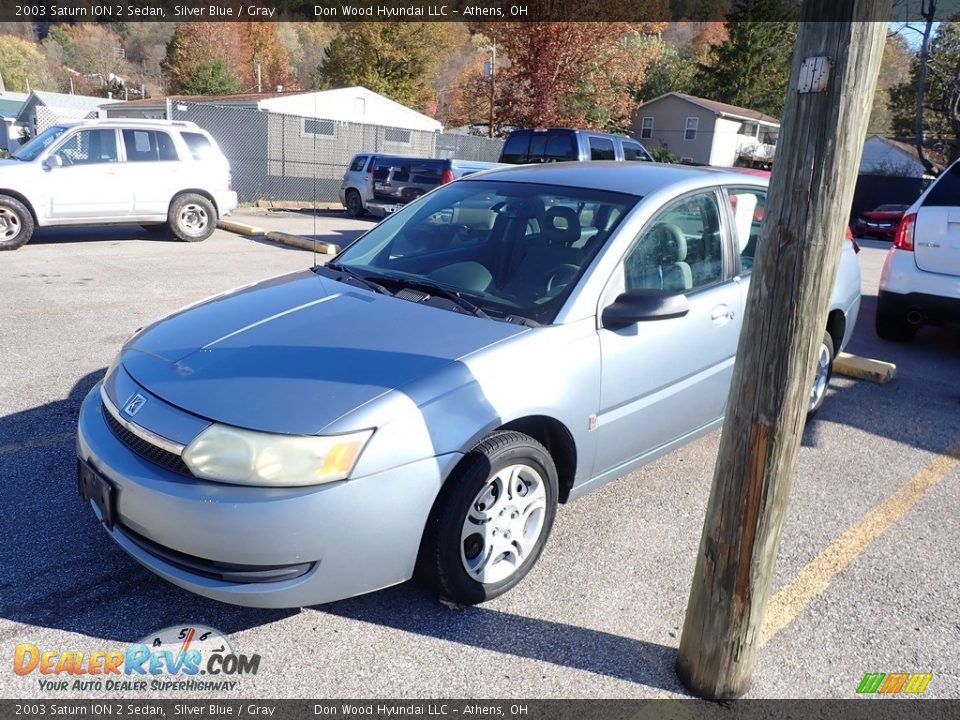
[77,163,862,608]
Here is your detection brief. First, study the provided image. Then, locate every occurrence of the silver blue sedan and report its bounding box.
[76,163,861,608]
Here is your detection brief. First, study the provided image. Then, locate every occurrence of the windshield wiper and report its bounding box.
[324,262,390,295]
[381,277,491,320]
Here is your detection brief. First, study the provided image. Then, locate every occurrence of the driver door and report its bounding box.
[44,128,132,220]
[594,189,742,476]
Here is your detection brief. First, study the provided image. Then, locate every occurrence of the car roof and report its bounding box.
[464,161,768,197]
[57,119,203,131]
[507,128,636,141]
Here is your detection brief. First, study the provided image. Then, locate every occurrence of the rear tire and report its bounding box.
[344,189,365,217]
[0,195,34,251]
[418,430,558,605]
[169,193,216,242]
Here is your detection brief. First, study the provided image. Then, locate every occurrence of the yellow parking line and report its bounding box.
[0,432,75,456]
[760,439,960,646]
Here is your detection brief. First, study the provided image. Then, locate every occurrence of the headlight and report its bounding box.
[182,424,373,487]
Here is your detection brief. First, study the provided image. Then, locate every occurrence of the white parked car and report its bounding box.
[877,160,960,340]
[0,119,237,251]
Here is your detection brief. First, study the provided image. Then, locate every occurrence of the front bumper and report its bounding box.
[77,382,454,608]
[854,221,896,239]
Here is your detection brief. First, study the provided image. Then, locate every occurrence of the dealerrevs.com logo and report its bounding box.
[14,625,260,693]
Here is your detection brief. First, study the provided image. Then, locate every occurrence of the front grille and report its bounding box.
[102,404,192,476]
[120,525,314,584]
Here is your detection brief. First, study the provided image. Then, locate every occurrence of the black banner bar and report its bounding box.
[0,0,944,23]
[3,700,960,720]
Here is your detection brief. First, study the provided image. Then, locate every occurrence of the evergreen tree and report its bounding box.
[694,0,798,117]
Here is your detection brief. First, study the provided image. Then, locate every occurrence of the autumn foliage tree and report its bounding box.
[480,22,664,133]
[238,23,292,92]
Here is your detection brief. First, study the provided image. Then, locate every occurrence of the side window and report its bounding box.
[55,129,118,165]
[156,132,178,161]
[726,187,767,274]
[640,117,653,139]
[350,155,368,172]
[685,117,699,141]
[527,133,548,162]
[122,130,178,162]
[545,133,576,162]
[623,191,725,292]
[623,141,650,161]
[181,132,214,161]
[589,136,616,161]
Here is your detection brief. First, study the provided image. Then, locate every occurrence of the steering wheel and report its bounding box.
[545,264,579,296]
[450,224,474,244]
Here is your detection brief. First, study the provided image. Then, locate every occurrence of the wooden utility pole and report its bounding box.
[675,3,891,700]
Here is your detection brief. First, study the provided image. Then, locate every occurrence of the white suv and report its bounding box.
[0,119,237,251]
[877,160,960,340]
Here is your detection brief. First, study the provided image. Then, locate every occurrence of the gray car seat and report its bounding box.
[502,206,584,301]
[629,223,693,292]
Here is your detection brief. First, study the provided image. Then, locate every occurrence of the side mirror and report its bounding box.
[43,155,63,171]
[602,289,690,329]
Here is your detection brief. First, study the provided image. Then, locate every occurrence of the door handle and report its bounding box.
[711,305,735,322]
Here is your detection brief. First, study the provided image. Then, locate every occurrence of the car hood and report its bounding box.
[120,269,526,434]
[0,159,33,172]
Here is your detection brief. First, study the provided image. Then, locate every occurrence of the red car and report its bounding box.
[853,204,909,240]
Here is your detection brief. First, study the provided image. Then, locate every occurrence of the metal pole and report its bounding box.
[488,40,496,138]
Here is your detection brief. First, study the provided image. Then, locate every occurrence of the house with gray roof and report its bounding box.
[15,90,118,137]
[632,92,780,168]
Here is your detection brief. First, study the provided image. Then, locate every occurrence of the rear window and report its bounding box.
[501,131,578,163]
[543,133,576,162]
[589,136,615,161]
[181,132,214,161]
[350,155,368,172]
[623,141,650,161]
[500,132,531,164]
[922,163,960,207]
[372,158,445,201]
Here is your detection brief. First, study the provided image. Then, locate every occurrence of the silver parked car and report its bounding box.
[77,163,861,608]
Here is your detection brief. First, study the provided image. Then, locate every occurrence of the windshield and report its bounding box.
[333,180,638,324]
[11,125,70,162]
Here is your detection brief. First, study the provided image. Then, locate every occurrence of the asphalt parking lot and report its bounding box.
[1,219,958,700]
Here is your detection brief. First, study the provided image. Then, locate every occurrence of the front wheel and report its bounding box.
[419,430,559,605]
[0,195,34,251]
[169,193,216,242]
[807,331,834,418]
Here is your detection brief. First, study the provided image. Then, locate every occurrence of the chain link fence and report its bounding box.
[167,101,505,204]
[35,106,100,134]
